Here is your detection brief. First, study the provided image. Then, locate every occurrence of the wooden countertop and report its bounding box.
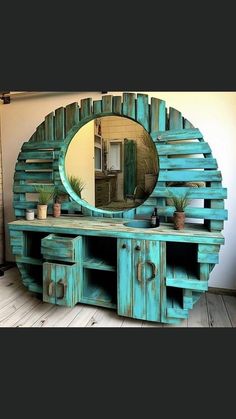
[8,217,224,244]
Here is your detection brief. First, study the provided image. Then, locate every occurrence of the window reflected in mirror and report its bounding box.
[65,116,159,212]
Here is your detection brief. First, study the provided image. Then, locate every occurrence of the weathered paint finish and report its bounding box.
[9,92,227,324]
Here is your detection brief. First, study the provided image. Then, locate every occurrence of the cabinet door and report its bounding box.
[43,262,80,307]
[117,239,161,322]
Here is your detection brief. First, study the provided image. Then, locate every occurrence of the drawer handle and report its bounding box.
[146,261,157,280]
[48,281,54,297]
[137,262,144,282]
[57,279,67,299]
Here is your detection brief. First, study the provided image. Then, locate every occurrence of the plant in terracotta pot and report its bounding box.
[53,187,63,218]
[35,185,55,220]
[167,191,190,230]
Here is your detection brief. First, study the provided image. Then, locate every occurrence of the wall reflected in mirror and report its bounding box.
[65,116,159,212]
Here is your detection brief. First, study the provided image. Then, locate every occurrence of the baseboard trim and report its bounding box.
[208,286,236,296]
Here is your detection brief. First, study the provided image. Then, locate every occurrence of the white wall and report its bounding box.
[0,91,235,289]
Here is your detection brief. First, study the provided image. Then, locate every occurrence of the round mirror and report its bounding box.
[65,116,159,212]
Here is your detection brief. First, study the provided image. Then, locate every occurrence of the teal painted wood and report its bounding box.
[65,102,79,134]
[80,98,92,120]
[152,128,203,141]
[55,107,65,140]
[43,262,79,307]
[41,234,82,263]
[45,112,54,140]
[169,108,183,130]
[184,118,194,129]
[166,277,208,291]
[159,157,217,169]
[36,122,45,142]
[137,94,149,131]
[183,289,193,309]
[14,172,53,181]
[113,96,122,114]
[158,169,222,182]
[83,258,116,272]
[15,162,53,171]
[117,239,133,317]
[152,187,227,200]
[199,263,210,281]
[132,239,146,320]
[102,95,113,113]
[93,100,102,115]
[198,252,219,264]
[137,206,228,221]
[150,98,166,133]
[156,142,211,155]
[18,151,54,160]
[198,244,220,253]
[145,240,161,322]
[123,93,136,119]
[22,141,63,150]
[167,307,188,319]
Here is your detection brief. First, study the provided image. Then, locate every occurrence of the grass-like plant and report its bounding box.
[35,185,55,205]
[68,175,85,198]
[167,190,191,212]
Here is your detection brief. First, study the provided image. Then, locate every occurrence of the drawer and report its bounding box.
[43,261,79,307]
[41,234,82,262]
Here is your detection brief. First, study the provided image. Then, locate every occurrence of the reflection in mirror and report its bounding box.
[65,116,159,212]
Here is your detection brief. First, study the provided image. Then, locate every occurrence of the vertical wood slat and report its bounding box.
[45,112,54,140]
[93,100,102,115]
[137,94,149,131]
[65,102,79,135]
[184,118,195,129]
[80,98,92,120]
[36,122,45,142]
[169,107,183,130]
[55,107,65,141]
[123,93,136,119]
[102,95,113,113]
[209,181,225,231]
[150,98,166,133]
[112,96,122,115]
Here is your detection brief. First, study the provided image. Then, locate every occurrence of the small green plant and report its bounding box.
[68,175,85,198]
[35,185,55,205]
[53,186,65,203]
[167,190,191,212]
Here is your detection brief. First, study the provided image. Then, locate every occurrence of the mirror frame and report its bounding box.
[59,113,159,215]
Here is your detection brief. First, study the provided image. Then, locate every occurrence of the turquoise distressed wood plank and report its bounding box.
[209,181,226,231]
[198,244,220,254]
[22,141,63,150]
[43,262,56,304]
[183,289,193,309]
[152,128,203,141]
[83,258,116,272]
[16,256,43,265]
[145,240,161,322]
[93,100,102,114]
[152,186,227,200]
[117,239,133,317]
[166,277,208,291]
[28,283,43,293]
[159,157,217,169]
[158,170,222,182]
[80,98,92,120]
[184,118,195,129]
[102,95,113,113]
[136,205,227,220]
[29,132,37,142]
[160,242,167,322]
[113,96,122,114]
[65,102,79,134]
[18,151,54,160]
[55,107,65,140]
[55,263,78,307]
[15,162,53,171]
[137,94,149,131]
[14,172,53,181]
[198,252,219,264]
[45,112,54,140]
[169,107,183,130]
[123,93,136,119]
[36,122,45,142]
[167,307,189,319]
[156,142,211,155]
[150,98,166,133]
[199,263,210,281]
[133,239,146,320]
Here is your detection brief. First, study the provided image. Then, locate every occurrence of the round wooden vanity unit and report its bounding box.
[9,93,228,324]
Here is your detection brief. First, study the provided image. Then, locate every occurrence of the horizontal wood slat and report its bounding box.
[152,128,203,141]
[156,142,211,155]
[137,206,228,220]
[18,151,54,160]
[15,162,53,171]
[166,277,208,291]
[159,157,217,169]
[158,170,222,182]
[22,141,63,150]
[14,172,53,181]
[152,186,227,199]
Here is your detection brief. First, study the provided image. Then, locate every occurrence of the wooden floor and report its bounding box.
[0,268,236,328]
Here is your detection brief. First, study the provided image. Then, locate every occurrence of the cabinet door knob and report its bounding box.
[122,244,127,249]
[135,245,141,251]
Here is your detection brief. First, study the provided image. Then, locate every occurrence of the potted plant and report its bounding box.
[167,191,190,230]
[53,187,63,218]
[68,175,85,199]
[35,185,55,220]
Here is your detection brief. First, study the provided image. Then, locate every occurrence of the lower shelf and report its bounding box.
[81,269,117,309]
[83,257,116,272]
